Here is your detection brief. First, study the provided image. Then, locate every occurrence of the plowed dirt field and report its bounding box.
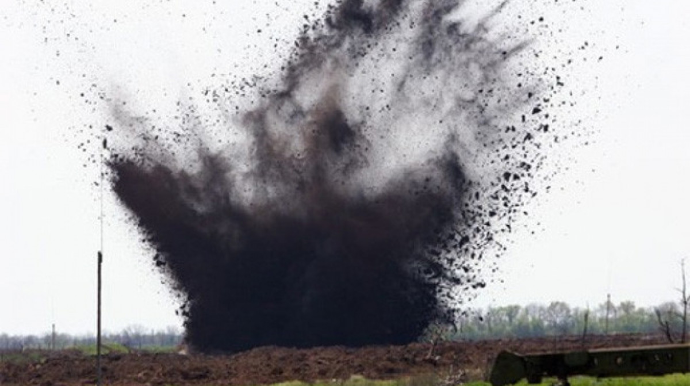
[0,334,666,386]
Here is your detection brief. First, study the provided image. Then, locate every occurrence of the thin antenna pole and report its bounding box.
[97,130,106,386]
[50,298,55,350]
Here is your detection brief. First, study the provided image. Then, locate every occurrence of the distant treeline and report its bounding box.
[443,300,683,341]
[0,325,183,351]
[2,300,685,351]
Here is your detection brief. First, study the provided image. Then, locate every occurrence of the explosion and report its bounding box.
[108,0,554,352]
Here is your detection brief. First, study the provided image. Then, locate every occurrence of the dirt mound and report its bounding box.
[0,334,667,386]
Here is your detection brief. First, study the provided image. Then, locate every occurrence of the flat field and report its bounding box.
[0,334,680,386]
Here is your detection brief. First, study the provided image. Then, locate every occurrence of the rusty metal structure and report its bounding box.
[489,343,690,386]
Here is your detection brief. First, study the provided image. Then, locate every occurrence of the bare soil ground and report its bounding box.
[0,334,667,386]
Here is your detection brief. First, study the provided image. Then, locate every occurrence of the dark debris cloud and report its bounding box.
[98,0,592,352]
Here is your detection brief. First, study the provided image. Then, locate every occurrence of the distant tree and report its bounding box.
[503,305,521,326]
[652,260,690,343]
[122,324,148,350]
[512,313,532,337]
[617,301,637,333]
[420,321,456,359]
[0,334,8,350]
[679,259,690,343]
[164,325,182,346]
[545,301,572,335]
[655,301,681,343]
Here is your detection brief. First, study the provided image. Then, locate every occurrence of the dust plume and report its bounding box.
[108,0,551,352]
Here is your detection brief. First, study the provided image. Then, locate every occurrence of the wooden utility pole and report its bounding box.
[97,126,106,386]
[97,251,103,386]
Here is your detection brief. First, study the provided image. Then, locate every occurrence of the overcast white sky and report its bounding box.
[1,0,689,335]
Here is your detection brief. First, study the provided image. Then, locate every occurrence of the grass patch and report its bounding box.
[138,345,180,353]
[75,342,130,355]
[265,374,458,386]
[472,373,690,386]
[258,375,443,386]
[0,350,46,364]
[569,373,690,386]
[256,373,690,386]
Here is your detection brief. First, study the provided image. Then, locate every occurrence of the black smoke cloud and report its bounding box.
[108,0,548,352]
